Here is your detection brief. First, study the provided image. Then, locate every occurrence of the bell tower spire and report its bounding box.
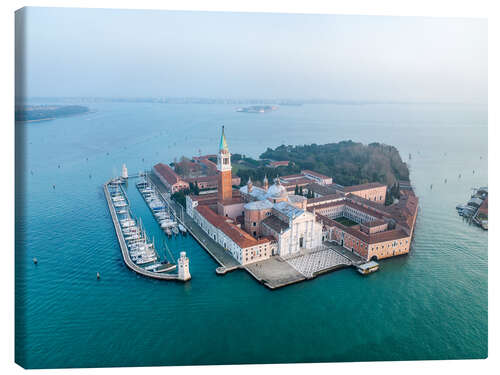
[217,126,232,202]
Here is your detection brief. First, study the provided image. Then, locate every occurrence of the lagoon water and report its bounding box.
[15,101,487,368]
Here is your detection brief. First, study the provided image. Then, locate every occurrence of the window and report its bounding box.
[253,222,256,227]
[223,158,229,165]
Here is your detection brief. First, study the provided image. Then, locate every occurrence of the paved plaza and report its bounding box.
[245,257,306,289]
[286,248,352,278]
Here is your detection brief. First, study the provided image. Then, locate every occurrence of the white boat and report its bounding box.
[136,256,157,265]
[161,220,176,228]
[144,263,161,271]
[172,226,179,235]
[120,220,136,228]
[114,201,128,208]
[124,234,140,241]
[178,224,187,233]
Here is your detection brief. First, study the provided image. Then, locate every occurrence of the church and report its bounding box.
[186,126,324,264]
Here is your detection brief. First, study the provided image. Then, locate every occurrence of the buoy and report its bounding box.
[33,257,38,265]
[52,184,56,189]
[96,272,100,280]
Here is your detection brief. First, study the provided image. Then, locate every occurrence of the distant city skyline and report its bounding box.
[16,8,487,104]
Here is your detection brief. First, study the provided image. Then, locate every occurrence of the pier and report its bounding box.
[103,179,188,281]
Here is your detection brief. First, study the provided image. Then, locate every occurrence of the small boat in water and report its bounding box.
[178,224,187,234]
[357,261,379,275]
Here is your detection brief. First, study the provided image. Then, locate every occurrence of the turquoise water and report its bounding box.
[15,102,488,368]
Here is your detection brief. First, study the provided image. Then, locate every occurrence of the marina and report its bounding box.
[136,174,185,239]
[103,177,190,281]
[456,186,488,230]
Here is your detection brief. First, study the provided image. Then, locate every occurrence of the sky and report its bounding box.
[16,7,488,103]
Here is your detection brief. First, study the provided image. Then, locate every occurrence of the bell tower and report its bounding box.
[217,126,232,202]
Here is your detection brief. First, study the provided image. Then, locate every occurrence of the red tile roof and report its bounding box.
[193,154,217,161]
[301,170,331,180]
[307,193,344,205]
[280,174,305,180]
[200,158,217,171]
[361,219,386,228]
[343,182,386,192]
[270,160,289,166]
[153,163,182,185]
[281,178,314,186]
[185,175,218,183]
[478,197,488,215]
[196,205,270,248]
[317,213,409,244]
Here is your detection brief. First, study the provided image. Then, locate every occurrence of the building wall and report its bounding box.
[186,196,195,217]
[192,208,272,265]
[360,223,388,234]
[262,212,323,257]
[172,181,190,193]
[244,208,272,238]
[314,204,344,219]
[350,186,387,204]
[218,201,245,219]
[325,223,410,261]
[153,167,189,194]
[367,236,411,260]
[194,176,241,190]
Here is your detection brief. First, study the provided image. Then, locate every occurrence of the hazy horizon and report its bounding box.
[16,8,487,104]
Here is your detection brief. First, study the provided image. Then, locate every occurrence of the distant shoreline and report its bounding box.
[15,105,91,123]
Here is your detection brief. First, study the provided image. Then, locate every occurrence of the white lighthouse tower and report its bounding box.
[177,251,191,281]
[121,163,128,179]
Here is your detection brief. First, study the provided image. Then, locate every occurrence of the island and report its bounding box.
[236,105,278,113]
[148,126,418,289]
[15,105,90,122]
